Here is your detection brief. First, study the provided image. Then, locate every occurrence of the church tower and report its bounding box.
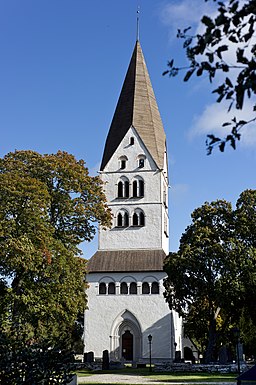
[84,40,182,362]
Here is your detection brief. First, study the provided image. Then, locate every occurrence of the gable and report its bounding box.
[103,126,158,172]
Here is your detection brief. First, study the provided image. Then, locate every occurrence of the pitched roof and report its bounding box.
[100,41,166,171]
[87,250,166,273]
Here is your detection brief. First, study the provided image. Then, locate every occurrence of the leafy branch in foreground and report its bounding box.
[163,0,256,153]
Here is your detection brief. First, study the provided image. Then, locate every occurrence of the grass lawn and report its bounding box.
[77,367,237,384]
[147,372,236,382]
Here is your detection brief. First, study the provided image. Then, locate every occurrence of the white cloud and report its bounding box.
[160,0,215,40]
[189,100,256,148]
[160,0,255,65]
[240,119,256,147]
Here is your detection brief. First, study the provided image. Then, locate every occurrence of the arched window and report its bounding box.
[142,282,150,294]
[132,209,145,227]
[121,282,128,294]
[108,282,116,295]
[151,281,159,294]
[117,178,129,198]
[138,180,144,197]
[140,211,145,226]
[118,181,123,198]
[133,213,139,226]
[124,212,129,227]
[117,213,123,227]
[117,210,129,228]
[138,155,146,169]
[124,181,129,198]
[133,181,137,197]
[99,282,106,295]
[129,282,137,295]
[132,177,144,198]
[119,156,128,170]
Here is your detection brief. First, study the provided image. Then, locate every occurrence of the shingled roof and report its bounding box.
[100,40,166,171]
[87,250,166,273]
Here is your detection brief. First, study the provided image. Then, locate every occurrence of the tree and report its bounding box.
[234,190,256,324]
[164,194,256,362]
[163,0,256,153]
[0,150,111,383]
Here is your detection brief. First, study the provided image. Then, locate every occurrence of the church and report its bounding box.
[84,38,183,363]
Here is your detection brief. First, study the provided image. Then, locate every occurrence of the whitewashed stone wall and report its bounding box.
[99,126,169,255]
[84,125,181,362]
[84,271,182,361]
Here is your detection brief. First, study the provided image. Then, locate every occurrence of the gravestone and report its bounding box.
[238,342,244,362]
[175,350,181,362]
[84,351,94,363]
[102,350,109,370]
[219,345,228,364]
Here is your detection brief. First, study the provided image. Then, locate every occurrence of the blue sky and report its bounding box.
[0,0,255,258]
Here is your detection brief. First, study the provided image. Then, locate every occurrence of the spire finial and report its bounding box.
[136,6,140,41]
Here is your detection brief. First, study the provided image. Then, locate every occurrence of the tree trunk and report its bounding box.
[204,316,217,363]
[205,306,220,363]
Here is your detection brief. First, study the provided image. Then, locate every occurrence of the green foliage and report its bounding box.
[234,190,256,324]
[239,309,256,357]
[163,0,256,153]
[0,150,112,383]
[0,336,75,385]
[164,190,256,362]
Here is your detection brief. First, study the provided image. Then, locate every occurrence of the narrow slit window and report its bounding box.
[118,181,123,198]
[124,212,129,227]
[139,158,144,168]
[139,180,144,197]
[133,181,137,197]
[124,181,129,198]
[139,212,145,226]
[133,213,139,226]
[117,213,123,227]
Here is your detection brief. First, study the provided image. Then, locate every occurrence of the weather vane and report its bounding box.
[136,5,140,41]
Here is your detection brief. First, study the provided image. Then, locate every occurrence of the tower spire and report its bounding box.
[136,6,140,41]
[100,40,166,171]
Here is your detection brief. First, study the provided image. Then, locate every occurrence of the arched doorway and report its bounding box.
[110,310,142,361]
[122,330,133,360]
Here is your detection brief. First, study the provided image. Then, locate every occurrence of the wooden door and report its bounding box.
[122,330,133,361]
